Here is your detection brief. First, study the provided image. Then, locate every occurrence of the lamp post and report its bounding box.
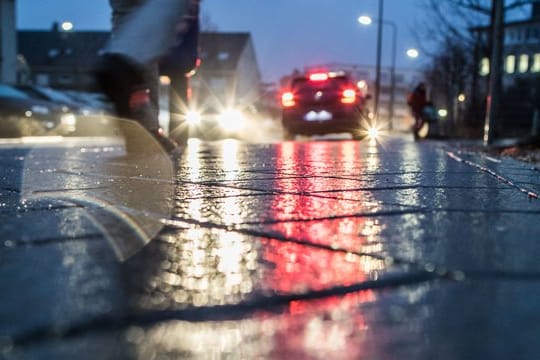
[374,0,384,123]
[358,13,397,130]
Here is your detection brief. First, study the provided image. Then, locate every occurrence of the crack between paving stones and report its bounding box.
[2,233,105,248]
[0,187,20,193]
[12,266,540,348]
[0,203,83,215]
[447,151,540,200]
[8,270,445,348]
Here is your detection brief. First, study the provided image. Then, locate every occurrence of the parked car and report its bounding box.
[62,90,114,114]
[16,85,106,116]
[0,84,77,138]
[281,71,370,140]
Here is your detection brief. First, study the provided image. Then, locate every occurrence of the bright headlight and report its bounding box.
[367,127,379,139]
[218,109,245,130]
[186,110,202,124]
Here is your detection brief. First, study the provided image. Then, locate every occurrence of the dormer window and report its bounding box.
[48,49,60,58]
[218,51,230,61]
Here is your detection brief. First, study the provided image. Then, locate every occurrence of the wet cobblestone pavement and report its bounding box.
[2,135,540,359]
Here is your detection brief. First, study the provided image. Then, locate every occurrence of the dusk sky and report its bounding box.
[17,0,430,82]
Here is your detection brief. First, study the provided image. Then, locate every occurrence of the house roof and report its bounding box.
[198,32,251,72]
[18,28,109,68]
[18,28,252,72]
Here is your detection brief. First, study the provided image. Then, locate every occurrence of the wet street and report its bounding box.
[2,133,540,359]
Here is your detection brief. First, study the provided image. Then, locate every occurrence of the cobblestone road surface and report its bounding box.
[2,135,540,359]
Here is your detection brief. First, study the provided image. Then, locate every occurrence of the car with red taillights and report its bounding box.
[280,71,370,140]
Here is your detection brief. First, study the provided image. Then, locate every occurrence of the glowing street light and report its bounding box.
[406,48,419,59]
[61,21,74,32]
[438,109,448,118]
[357,15,373,25]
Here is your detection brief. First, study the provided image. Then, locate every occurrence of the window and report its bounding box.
[480,57,490,76]
[505,30,515,45]
[505,55,516,74]
[517,29,523,42]
[217,52,230,61]
[36,74,50,86]
[48,49,60,58]
[58,74,74,85]
[532,54,540,73]
[519,54,529,73]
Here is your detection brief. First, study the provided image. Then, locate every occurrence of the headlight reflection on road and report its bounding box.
[185,138,202,181]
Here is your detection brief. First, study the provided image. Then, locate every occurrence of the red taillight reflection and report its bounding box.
[309,73,329,82]
[341,88,357,104]
[282,92,295,107]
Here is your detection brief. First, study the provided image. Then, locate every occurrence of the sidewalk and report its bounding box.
[2,134,540,359]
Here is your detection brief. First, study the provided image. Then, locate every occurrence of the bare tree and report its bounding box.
[200,11,219,32]
[416,0,537,137]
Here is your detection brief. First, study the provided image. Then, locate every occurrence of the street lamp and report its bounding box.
[61,21,74,32]
[374,0,383,126]
[358,13,397,130]
[406,48,419,59]
[358,15,373,25]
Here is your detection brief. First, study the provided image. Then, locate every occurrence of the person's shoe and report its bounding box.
[152,128,184,159]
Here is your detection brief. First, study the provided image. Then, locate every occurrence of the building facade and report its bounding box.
[473,3,540,135]
[477,4,540,84]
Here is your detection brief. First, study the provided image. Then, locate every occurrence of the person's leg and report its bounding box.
[106,0,191,65]
[96,0,193,154]
[106,0,160,131]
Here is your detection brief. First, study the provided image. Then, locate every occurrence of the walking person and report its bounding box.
[95,0,200,155]
[407,82,428,140]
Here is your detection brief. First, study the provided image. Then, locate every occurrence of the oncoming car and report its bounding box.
[281,71,370,140]
[171,104,253,141]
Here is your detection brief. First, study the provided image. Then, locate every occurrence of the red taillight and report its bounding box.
[309,73,329,81]
[341,88,357,104]
[282,92,295,107]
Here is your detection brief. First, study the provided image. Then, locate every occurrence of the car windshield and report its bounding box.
[0,84,31,99]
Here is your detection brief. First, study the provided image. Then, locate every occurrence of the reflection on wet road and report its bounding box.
[3,135,540,359]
